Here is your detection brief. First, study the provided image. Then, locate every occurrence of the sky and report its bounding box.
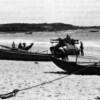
[0,0,100,26]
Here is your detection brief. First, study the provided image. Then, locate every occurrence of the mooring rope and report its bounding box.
[19,62,97,92]
[0,62,98,99]
[19,64,92,92]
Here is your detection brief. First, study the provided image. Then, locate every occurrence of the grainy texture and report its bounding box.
[0,30,100,100]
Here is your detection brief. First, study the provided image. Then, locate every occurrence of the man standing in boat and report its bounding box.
[80,41,84,56]
[65,34,71,44]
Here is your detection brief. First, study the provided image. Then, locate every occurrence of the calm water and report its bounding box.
[0,30,100,56]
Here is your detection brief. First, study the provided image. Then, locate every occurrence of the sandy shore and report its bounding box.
[0,60,100,100]
[0,30,100,100]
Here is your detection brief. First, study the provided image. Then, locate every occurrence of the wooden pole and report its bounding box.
[76,55,78,63]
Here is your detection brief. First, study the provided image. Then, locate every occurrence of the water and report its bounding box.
[0,30,100,56]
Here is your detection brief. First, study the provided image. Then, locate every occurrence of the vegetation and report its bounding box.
[0,23,99,33]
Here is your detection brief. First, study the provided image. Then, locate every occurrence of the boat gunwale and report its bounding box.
[0,48,52,56]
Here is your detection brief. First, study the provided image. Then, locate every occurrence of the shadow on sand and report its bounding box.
[44,70,100,75]
[44,71,67,75]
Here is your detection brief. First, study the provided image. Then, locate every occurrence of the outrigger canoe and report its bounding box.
[51,57,100,74]
[0,48,52,61]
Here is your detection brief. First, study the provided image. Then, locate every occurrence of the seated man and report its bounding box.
[18,43,22,49]
[12,41,16,49]
[18,42,33,51]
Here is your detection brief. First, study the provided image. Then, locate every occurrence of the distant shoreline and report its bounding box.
[0,23,99,33]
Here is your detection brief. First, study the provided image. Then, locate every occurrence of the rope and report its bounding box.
[17,62,98,92]
[20,75,68,91]
[0,62,97,99]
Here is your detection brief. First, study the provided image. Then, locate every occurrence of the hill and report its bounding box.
[0,23,100,33]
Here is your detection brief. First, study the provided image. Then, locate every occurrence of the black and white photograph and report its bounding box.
[0,0,100,100]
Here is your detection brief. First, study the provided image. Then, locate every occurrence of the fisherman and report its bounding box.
[64,34,72,44]
[18,42,26,50]
[23,43,26,48]
[66,34,71,41]
[64,34,79,45]
[18,43,22,49]
[63,46,69,61]
[58,38,65,47]
[50,37,69,61]
[12,41,15,49]
[80,41,84,56]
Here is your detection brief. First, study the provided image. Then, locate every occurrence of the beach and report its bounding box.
[0,30,100,100]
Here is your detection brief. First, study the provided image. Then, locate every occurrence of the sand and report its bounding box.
[0,30,100,100]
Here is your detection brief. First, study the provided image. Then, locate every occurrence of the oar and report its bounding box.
[39,50,48,53]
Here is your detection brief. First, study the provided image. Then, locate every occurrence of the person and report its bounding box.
[12,41,15,49]
[80,41,84,56]
[66,34,71,40]
[18,42,26,50]
[18,43,22,49]
[58,38,65,47]
[65,34,71,44]
[63,46,69,61]
[22,43,26,49]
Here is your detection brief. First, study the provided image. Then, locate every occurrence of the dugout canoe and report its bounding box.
[51,57,100,74]
[0,48,52,61]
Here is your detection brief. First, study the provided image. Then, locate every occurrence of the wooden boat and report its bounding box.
[0,43,33,51]
[51,57,100,74]
[0,48,52,61]
[90,30,99,32]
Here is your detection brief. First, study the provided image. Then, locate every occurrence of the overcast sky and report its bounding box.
[0,0,100,26]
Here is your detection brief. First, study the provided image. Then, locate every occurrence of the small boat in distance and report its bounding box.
[90,30,99,32]
[51,57,100,75]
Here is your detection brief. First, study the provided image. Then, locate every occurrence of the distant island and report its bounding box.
[0,23,100,33]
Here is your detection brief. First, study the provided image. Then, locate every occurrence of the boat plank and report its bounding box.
[51,57,100,75]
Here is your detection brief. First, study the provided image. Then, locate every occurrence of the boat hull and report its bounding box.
[0,49,52,61]
[52,57,100,75]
